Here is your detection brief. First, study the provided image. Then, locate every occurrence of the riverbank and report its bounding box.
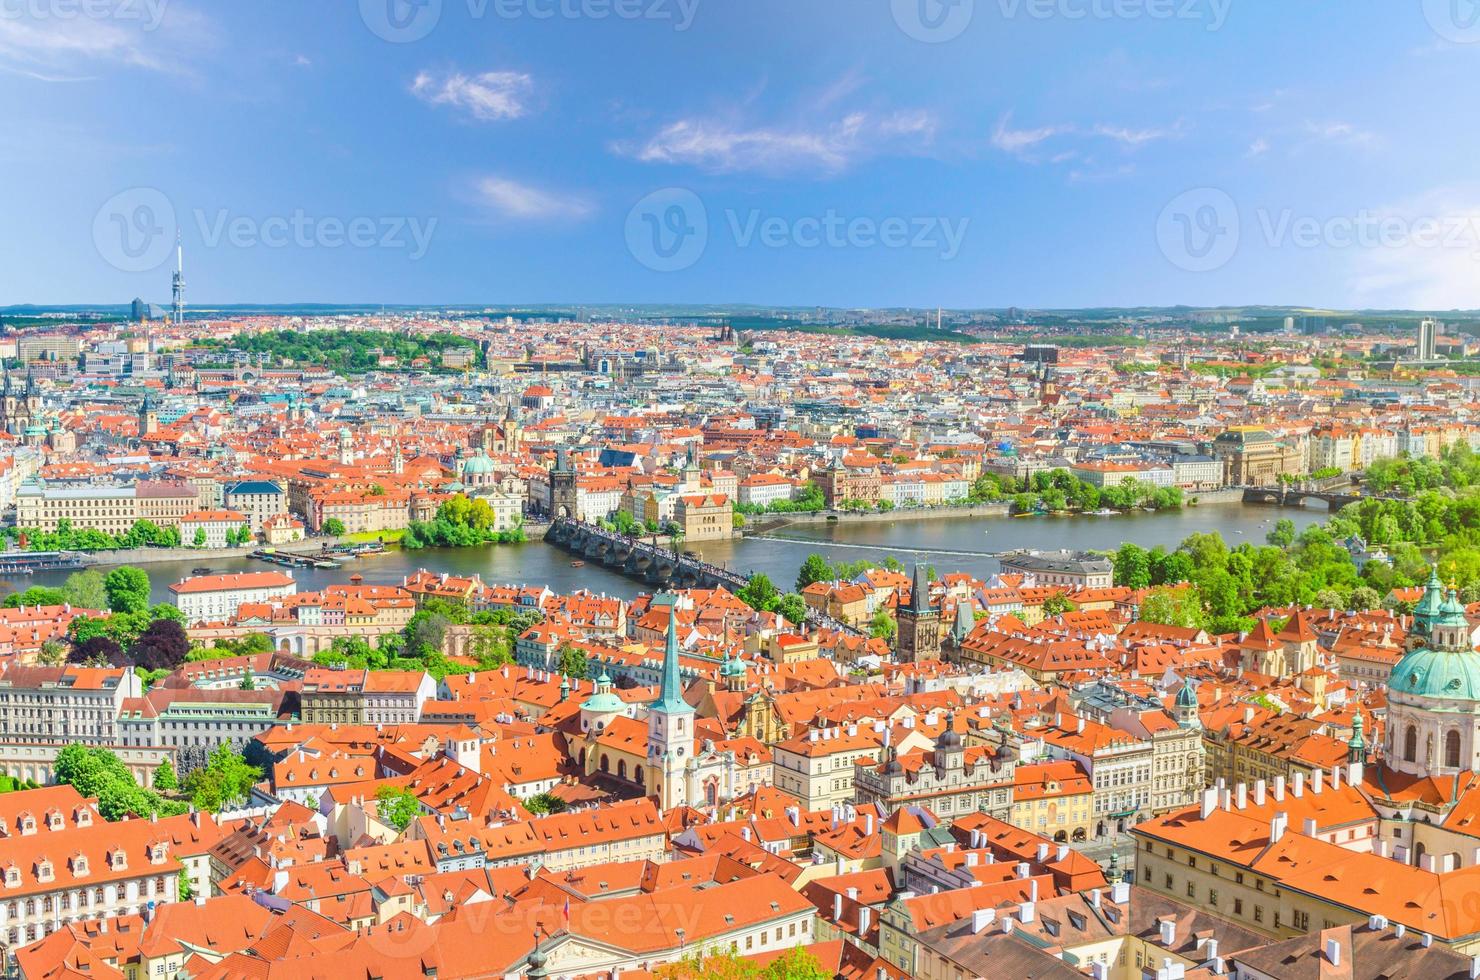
[748,504,1011,533]
[79,545,261,568]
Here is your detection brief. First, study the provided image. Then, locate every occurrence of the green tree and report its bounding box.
[796,553,832,592]
[1266,518,1297,548]
[104,566,151,614]
[55,745,178,820]
[556,644,589,680]
[736,573,781,613]
[183,744,262,812]
[1349,585,1382,611]
[1139,586,1207,630]
[1113,543,1151,589]
[322,518,346,537]
[153,759,178,791]
[375,785,421,831]
[775,593,808,627]
[870,608,897,642]
[192,527,207,548]
[1042,594,1076,617]
[60,569,108,609]
[2,586,65,608]
[522,792,569,815]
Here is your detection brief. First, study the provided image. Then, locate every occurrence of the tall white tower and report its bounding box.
[171,231,186,327]
[647,598,694,810]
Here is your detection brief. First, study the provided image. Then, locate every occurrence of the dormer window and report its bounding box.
[34,860,52,883]
[3,866,19,888]
[73,810,92,828]
[44,811,63,831]
[70,854,88,876]
[149,844,167,865]
[109,849,126,871]
[17,814,35,836]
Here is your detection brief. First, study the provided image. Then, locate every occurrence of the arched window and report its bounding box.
[635,766,645,786]
[1446,730,1463,769]
[599,754,609,774]
[617,760,627,780]
[1404,725,1418,762]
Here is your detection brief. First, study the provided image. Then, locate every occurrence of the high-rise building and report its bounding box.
[1417,317,1439,361]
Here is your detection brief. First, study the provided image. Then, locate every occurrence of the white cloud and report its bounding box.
[472,176,592,221]
[1090,122,1179,147]
[0,4,209,78]
[991,113,1068,155]
[1246,137,1270,158]
[615,87,936,176]
[1304,120,1377,147]
[1345,188,1480,309]
[412,69,534,122]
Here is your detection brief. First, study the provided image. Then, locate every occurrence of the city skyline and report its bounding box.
[5,2,1480,309]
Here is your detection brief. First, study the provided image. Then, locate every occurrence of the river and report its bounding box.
[4,503,1327,604]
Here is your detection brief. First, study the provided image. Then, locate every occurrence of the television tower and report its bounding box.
[171,231,185,326]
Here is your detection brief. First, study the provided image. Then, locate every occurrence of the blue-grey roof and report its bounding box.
[225,481,284,496]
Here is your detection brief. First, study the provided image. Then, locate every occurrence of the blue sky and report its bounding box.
[2,0,1479,310]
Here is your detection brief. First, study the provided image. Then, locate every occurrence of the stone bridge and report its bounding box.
[545,518,749,591]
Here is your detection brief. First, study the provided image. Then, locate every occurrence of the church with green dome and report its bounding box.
[1385,570,1480,777]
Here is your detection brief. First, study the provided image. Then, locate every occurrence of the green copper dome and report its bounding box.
[1389,647,1480,701]
[462,450,494,475]
[581,672,625,713]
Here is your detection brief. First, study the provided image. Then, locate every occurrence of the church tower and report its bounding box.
[1,368,19,435]
[138,389,159,438]
[648,599,694,811]
[896,564,941,662]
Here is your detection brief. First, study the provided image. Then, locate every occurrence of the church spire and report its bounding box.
[653,599,692,715]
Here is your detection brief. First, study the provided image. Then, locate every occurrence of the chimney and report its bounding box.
[1111,881,1130,905]
[1303,817,1318,838]
[1312,769,1324,795]
[833,894,843,921]
[1269,811,1288,844]
[971,908,996,934]
[1159,918,1176,947]
[1254,779,1267,806]
[1200,788,1218,819]
[1029,879,1039,902]
[858,907,871,935]
[1089,889,1102,909]
[1018,901,1036,923]
[1236,783,1247,810]
[1324,938,1341,967]
[1274,774,1286,802]
[1292,772,1305,798]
